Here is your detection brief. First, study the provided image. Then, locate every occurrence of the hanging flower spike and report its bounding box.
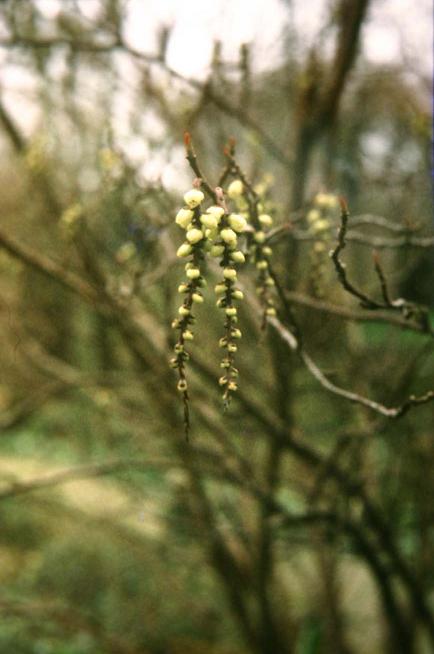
[251,212,276,328]
[214,204,247,406]
[171,187,207,436]
[306,193,337,297]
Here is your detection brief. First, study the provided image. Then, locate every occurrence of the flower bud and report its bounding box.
[178,283,189,293]
[228,343,237,353]
[186,228,204,244]
[200,214,218,229]
[186,268,201,280]
[220,228,238,245]
[184,189,204,208]
[231,328,242,339]
[223,268,237,280]
[175,208,194,228]
[206,206,225,219]
[176,243,192,258]
[219,376,228,386]
[230,250,245,264]
[210,245,225,257]
[265,307,276,317]
[262,246,273,256]
[204,228,218,240]
[182,330,194,340]
[178,306,190,316]
[312,219,330,233]
[228,180,244,199]
[225,307,237,317]
[307,209,320,224]
[177,379,188,392]
[254,231,266,243]
[228,214,247,233]
[259,214,273,227]
[214,283,227,295]
[227,381,238,391]
[232,289,244,300]
[192,293,203,303]
[256,260,268,270]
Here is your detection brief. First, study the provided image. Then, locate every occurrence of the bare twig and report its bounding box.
[269,315,434,419]
[330,199,432,333]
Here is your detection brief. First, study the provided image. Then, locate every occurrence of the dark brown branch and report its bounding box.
[331,200,432,333]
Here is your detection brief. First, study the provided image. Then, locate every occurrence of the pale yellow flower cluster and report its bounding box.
[251,206,276,320]
[306,192,338,297]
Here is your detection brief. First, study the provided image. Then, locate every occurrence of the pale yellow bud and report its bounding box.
[232,290,244,300]
[231,328,242,339]
[262,246,273,256]
[254,231,266,243]
[256,260,268,270]
[200,214,218,229]
[312,219,330,233]
[184,189,204,208]
[230,250,245,264]
[227,180,244,199]
[206,206,225,219]
[176,243,192,258]
[192,293,204,304]
[314,193,330,208]
[177,379,188,392]
[225,307,237,317]
[186,228,204,244]
[175,208,194,228]
[182,330,194,340]
[220,228,238,245]
[186,268,201,280]
[205,228,218,240]
[178,283,189,293]
[307,209,320,224]
[178,306,190,316]
[223,268,237,281]
[228,213,247,233]
[215,284,227,295]
[210,245,225,257]
[265,307,276,317]
[259,214,273,227]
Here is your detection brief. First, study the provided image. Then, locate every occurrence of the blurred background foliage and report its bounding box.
[0,1,433,653]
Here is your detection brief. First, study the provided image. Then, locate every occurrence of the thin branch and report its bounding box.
[269,315,434,419]
[284,290,429,333]
[330,199,432,333]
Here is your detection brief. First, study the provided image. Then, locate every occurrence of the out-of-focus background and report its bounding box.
[0,1,433,653]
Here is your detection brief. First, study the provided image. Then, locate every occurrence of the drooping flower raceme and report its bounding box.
[213,211,247,404]
[170,189,207,423]
[171,186,249,429]
[306,192,337,297]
